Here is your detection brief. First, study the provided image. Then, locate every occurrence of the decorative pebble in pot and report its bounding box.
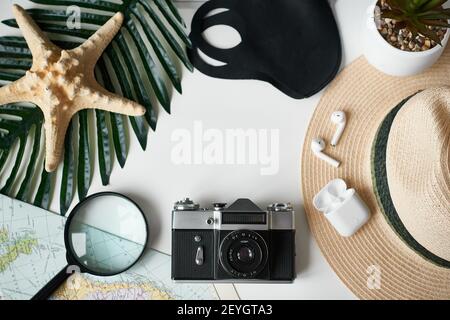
[363,0,450,77]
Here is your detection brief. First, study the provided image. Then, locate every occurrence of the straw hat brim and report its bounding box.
[301,48,450,300]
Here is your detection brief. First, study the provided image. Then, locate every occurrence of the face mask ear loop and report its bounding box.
[189,0,248,79]
[195,10,246,63]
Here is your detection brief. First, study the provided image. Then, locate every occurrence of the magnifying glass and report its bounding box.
[32,192,148,300]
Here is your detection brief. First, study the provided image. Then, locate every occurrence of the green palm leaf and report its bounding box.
[0,0,190,214]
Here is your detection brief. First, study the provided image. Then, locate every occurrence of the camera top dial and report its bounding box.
[267,203,293,212]
[174,198,200,211]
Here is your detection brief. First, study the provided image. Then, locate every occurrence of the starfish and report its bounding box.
[0,5,146,172]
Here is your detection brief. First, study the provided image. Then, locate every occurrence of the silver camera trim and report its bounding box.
[172,199,295,231]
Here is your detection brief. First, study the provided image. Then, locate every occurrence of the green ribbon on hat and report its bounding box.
[371,93,450,269]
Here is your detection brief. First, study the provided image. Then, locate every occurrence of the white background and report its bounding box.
[0,0,377,299]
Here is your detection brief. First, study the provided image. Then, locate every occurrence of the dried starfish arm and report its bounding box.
[42,111,72,172]
[72,12,124,67]
[90,94,146,116]
[75,86,146,116]
[0,77,33,105]
[12,5,59,69]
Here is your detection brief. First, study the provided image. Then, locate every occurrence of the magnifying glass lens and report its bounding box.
[67,194,147,275]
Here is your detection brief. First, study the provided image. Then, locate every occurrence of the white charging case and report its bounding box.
[313,179,371,237]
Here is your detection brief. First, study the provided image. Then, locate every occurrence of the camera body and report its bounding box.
[171,198,296,282]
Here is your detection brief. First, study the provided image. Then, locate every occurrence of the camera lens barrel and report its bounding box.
[219,230,269,279]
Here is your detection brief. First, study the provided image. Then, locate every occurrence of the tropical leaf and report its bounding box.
[0,0,190,215]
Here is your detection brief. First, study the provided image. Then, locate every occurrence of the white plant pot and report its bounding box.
[363,0,450,77]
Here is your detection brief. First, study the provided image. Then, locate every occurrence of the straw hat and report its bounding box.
[301,48,450,299]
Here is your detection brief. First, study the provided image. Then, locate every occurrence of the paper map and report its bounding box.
[0,194,224,300]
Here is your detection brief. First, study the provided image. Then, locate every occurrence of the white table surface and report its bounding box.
[0,0,376,300]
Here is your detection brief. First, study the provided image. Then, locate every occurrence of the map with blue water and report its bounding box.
[0,194,221,300]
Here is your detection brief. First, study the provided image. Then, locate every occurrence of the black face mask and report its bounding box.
[188,0,342,99]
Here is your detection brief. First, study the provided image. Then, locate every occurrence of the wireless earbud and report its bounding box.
[311,138,341,168]
[330,111,347,147]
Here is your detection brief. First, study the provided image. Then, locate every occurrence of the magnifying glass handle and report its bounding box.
[31,265,71,300]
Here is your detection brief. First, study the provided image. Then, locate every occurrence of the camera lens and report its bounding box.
[237,246,254,264]
[219,230,268,279]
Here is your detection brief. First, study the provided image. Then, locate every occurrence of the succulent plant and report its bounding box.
[380,0,450,44]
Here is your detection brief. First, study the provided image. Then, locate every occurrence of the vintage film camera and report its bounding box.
[172,198,296,282]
